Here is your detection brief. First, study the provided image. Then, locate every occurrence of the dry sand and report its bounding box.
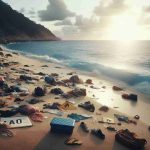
[0,49,150,150]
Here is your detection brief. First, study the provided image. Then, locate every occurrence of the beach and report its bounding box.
[0,47,150,150]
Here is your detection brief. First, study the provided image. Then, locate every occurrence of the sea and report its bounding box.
[3,40,150,96]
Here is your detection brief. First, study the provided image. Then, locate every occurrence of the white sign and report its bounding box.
[0,116,32,128]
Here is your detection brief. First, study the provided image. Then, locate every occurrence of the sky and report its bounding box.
[3,0,150,40]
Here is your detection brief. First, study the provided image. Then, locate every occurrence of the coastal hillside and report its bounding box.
[0,0,59,43]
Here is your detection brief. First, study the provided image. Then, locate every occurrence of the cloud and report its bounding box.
[28,9,35,15]
[75,15,100,31]
[94,0,128,16]
[54,18,73,26]
[38,0,75,21]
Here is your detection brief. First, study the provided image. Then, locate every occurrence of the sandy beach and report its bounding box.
[0,48,150,150]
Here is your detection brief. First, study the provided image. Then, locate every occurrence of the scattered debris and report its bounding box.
[114,114,129,123]
[78,101,95,112]
[68,113,92,122]
[69,75,83,84]
[91,129,105,140]
[113,86,123,91]
[34,86,46,97]
[85,79,93,84]
[99,106,109,112]
[122,93,138,101]
[80,122,90,133]
[115,129,147,150]
[134,115,140,120]
[50,88,64,95]
[65,138,82,145]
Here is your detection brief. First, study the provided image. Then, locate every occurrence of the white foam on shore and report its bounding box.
[26,54,62,63]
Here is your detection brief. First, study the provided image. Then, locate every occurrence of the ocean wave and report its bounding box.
[26,54,62,63]
[133,82,150,94]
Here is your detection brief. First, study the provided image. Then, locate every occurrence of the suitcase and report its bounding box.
[50,117,75,134]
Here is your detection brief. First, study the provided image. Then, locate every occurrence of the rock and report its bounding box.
[69,75,83,84]
[113,86,123,91]
[0,47,3,51]
[99,106,109,112]
[51,73,59,77]
[41,65,48,67]
[27,98,44,104]
[20,75,32,81]
[37,72,46,76]
[12,52,19,55]
[50,88,64,95]
[45,76,56,85]
[0,100,6,108]
[5,53,12,57]
[34,86,46,97]
[63,88,86,98]
[122,93,138,101]
[0,52,4,57]
[14,97,24,102]
[85,79,93,84]
[24,65,29,67]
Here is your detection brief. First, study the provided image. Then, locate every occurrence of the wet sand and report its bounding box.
[0,48,150,150]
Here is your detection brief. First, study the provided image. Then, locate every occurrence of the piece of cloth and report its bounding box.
[65,138,82,145]
[59,101,76,110]
[114,114,129,123]
[41,109,64,116]
[0,123,14,137]
[30,112,44,122]
[68,113,92,122]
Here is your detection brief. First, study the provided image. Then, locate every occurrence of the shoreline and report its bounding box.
[3,45,150,124]
[0,46,150,150]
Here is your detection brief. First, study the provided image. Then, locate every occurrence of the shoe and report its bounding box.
[91,129,105,139]
[80,122,89,133]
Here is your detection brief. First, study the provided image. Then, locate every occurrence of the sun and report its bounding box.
[109,15,140,40]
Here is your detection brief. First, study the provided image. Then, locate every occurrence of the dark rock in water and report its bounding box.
[12,52,19,55]
[85,79,93,84]
[50,88,64,95]
[34,86,46,97]
[45,76,56,85]
[69,75,83,84]
[20,75,32,81]
[122,93,138,101]
[5,53,12,57]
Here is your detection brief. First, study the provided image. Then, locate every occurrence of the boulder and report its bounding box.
[69,75,83,84]
[34,86,46,97]
[85,79,93,84]
[50,88,64,95]
[45,76,56,85]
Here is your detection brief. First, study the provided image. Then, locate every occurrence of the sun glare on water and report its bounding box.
[109,15,140,40]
